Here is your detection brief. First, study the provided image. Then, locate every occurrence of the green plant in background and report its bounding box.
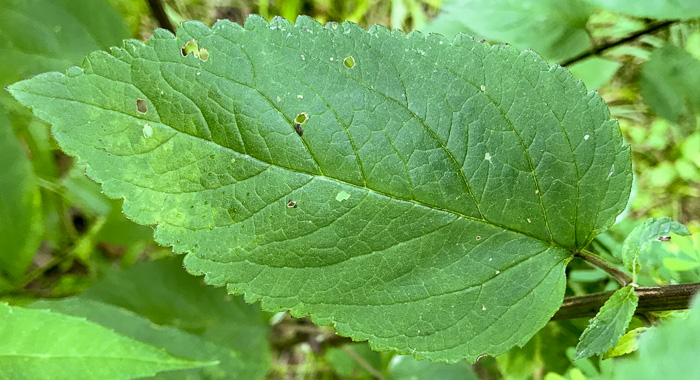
[1,0,699,379]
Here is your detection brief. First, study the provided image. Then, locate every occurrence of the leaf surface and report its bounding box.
[9,16,632,362]
[586,0,700,20]
[573,285,638,360]
[422,0,594,62]
[0,302,209,380]
[0,110,43,279]
[621,217,691,279]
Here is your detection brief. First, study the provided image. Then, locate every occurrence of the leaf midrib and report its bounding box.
[17,84,570,252]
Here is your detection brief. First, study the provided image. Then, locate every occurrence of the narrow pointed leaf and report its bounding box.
[0,110,43,279]
[30,298,237,380]
[0,303,211,380]
[573,286,638,360]
[586,0,700,20]
[8,16,632,362]
[621,217,691,278]
[81,257,271,379]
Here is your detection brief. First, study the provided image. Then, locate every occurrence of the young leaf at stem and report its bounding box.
[621,217,691,282]
[574,285,639,360]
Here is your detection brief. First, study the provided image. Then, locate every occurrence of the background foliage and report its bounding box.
[0,0,698,379]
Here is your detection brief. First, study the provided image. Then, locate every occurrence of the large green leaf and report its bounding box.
[0,302,210,380]
[0,109,42,280]
[573,285,638,360]
[585,0,700,20]
[8,16,633,362]
[81,256,271,379]
[422,0,594,62]
[29,297,242,380]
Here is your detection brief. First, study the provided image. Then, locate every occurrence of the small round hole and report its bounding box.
[181,40,199,57]
[199,48,209,62]
[295,112,309,124]
[136,98,148,114]
[343,56,355,69]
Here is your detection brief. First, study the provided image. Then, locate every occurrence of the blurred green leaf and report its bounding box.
[640,45,700,123]
[568,58,620,90]
[0,109,42,280]
[496,336,541,380]
[613,295,700,379]
[0,302,209,380]
[30,297,245,380]
[585,0,700,20]
[81,256,271,379]
[387,354,478,380]
[681,133,700,167]
[621,217,691,279]
[423,0,594,62]
[574,286,638,360]
[0,0,128,89]
[324,344,382,379]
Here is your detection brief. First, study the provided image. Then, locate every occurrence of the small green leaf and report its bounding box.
[613,296,700,379]
[423,0,594,62]
[574,285,638,360]
[9,16,632,362]
[0,302,210,380]
[585,0,700,20]
[621,217,691,279]
[603,327,648,359]
[0,109,43,280]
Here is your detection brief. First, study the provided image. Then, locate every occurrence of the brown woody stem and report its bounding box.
[553,283,700,320]
[561,20,674,67]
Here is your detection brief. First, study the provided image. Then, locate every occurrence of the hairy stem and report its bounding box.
[561,20,674,67]
[576,250,633,286]
[146,0,176,33]
[553,283,700,320]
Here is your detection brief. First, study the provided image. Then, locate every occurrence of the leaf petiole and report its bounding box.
[576,250,633,287]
